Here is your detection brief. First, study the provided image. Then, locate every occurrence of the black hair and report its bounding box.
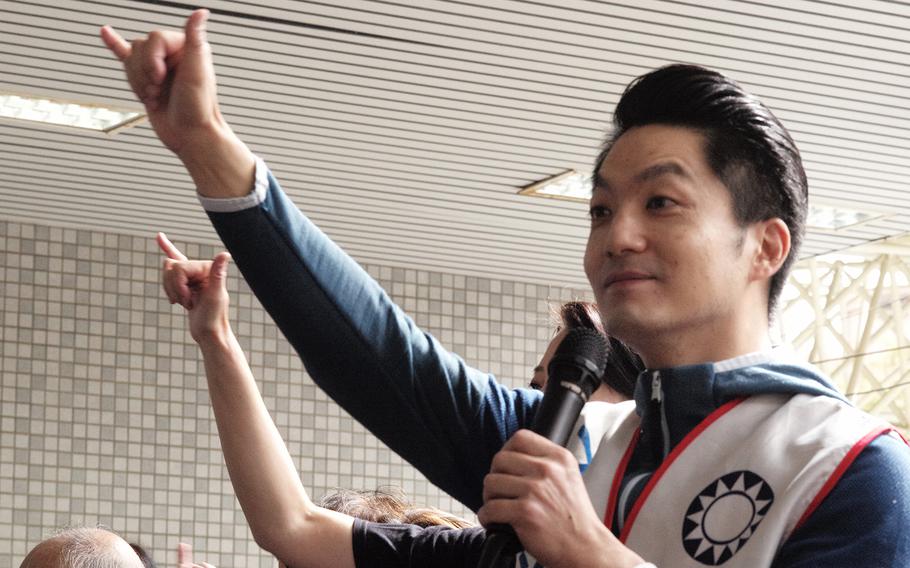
[594,64,808,316]
[130,543,156,568]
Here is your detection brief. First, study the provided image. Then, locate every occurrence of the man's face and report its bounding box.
[584,124,755,357]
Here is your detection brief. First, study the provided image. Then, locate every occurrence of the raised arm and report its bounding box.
[104,15,541,511]
[158,233,354,568]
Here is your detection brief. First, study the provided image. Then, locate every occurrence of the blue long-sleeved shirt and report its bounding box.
[204,161,910,566]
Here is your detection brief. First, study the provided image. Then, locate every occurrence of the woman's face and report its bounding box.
[529,328,569,392]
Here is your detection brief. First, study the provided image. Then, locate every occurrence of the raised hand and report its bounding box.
[101,10,223,157]
[157,232,232,344]
[101,11,255,198]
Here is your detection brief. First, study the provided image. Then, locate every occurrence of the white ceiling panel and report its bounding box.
[1,0,908,286]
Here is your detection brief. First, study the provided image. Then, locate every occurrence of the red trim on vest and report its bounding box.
[604,427,641,532]
[792,425,893,533]
[619,397,746,543]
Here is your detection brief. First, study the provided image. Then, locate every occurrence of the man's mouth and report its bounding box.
[604,271,654,289]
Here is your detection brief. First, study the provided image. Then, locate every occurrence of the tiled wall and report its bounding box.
[0,219,588,567]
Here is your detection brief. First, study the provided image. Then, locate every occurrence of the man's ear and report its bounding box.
[750,218,790,282]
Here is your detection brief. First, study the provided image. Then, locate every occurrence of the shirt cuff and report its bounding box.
[196,155,269,213]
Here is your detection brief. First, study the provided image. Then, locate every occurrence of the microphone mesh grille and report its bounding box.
[552,327,609,377]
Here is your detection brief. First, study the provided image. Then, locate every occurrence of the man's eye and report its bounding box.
[646,196,674,210]
[529,381,542,391]
[589,205,609,219]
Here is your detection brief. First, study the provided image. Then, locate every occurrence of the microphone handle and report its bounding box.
[531,385,587,446]
[477,389,587,567]
[477,529,521,568]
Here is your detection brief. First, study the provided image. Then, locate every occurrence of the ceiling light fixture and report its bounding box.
[807,204,882,231]
[518,169,591,202]
[0,92,146,134]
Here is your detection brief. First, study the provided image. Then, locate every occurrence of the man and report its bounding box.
[19,527,144,568]
[102,10,910,567]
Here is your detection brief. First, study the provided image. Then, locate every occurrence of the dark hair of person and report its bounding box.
[594,64,808,316]
[130,543,156,568]
[557,301,642,398]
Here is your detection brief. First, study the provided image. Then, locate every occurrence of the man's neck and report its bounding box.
[636,314,772,370]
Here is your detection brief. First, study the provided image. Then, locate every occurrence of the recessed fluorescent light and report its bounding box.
[807,204,880,230]
[518,169,592,202]
[0,92,145,134]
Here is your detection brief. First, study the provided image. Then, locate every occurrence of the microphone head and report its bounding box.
[546,327,609,400]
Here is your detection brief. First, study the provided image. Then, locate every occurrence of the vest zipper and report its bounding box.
[652,370,671,458]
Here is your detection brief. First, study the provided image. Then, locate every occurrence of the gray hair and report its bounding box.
[63,527,134,568]
[22,527,143,568]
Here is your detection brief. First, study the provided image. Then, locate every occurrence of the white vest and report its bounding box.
[516,394,894,567]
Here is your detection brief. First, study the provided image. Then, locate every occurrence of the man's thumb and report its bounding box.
[211,252,232,282]
[184,9,210,49]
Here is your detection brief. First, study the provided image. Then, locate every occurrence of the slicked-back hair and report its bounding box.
[557,301,642,398]
[594,64,808,316]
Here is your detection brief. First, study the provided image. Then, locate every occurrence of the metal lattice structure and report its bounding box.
[777,242,910,432]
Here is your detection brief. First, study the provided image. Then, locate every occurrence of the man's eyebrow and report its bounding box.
[633,161,690,184]
[591,161,688,193]
[591,172,610,193]
[533,365,544,373]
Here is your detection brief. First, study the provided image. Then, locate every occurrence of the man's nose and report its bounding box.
[603,209,646,257]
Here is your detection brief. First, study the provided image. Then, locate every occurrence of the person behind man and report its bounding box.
[19,527,144,568]
[102,10,910,567]
[531,301,639,402]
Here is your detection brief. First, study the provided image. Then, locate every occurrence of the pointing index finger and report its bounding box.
[177,542,190,567]
[156,232,188,261]
[100,25,132,61]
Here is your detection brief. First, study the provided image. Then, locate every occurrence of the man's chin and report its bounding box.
[601,311,657,346]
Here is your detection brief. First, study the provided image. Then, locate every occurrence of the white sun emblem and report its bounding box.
[682,470,774,565]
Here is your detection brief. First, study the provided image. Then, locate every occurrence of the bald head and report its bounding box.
[20,528,144,568]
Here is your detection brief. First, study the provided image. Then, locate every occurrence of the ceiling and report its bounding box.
[2,0,909,286]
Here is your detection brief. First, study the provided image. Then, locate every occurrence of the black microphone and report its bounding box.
[477,327,609,567]
[532,327,609,445]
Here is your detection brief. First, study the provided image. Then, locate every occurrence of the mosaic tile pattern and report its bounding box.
[0,219,589,566]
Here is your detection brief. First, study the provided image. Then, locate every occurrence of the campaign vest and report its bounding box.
[517,394,894,568]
